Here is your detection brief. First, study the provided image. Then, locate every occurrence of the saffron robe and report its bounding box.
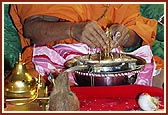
[10,4,162,78]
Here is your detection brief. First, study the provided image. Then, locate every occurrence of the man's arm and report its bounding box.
[23,15,109,49]
[23,15,72,45]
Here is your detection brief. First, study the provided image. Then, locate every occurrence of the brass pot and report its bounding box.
[4,54,38,105]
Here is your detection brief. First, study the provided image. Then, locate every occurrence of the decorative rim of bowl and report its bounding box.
[74,69,141,78]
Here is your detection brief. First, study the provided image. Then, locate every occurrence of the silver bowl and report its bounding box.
[65,53,146,86]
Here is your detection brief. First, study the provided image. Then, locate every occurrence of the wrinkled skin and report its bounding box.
[24,15,140,50]
[109,24,130,48]
[71,22,139,50]
[71,21,109,49]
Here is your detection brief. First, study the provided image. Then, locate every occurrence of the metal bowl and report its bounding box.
[65,53,146,86]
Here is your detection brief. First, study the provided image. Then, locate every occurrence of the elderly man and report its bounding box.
[10,4,163,86]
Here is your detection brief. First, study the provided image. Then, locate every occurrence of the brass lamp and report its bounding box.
[4,53,39,105]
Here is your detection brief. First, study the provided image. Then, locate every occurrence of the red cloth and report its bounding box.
[71,85,164,111]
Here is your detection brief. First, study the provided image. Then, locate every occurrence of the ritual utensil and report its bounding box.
[104,27,112,59]
[4,53,49,111]
[64,27,146,86]
[65,52,146,86]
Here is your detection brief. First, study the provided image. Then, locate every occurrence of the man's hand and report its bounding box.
[109,24,141,48]
[71,21,109,49]
[109,24,129,48]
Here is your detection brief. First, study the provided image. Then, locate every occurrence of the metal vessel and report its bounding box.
[65,52,146,86]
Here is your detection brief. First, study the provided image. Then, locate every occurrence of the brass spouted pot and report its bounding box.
[4,53,38,105]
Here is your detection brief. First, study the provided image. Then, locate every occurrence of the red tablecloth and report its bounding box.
[71,85,164,111]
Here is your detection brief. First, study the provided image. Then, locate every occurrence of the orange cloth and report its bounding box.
[153,56,164,69]
[10,4,162,77]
